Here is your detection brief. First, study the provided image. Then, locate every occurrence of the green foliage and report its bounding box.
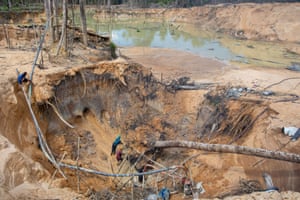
[0,6,8,11]
[0,3,43,12]
[156,0,173,6]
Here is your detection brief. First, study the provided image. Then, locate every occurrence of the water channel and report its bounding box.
[75,12,300,68]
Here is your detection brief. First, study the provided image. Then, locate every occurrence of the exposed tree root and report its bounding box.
[46,100,75,129]
[79,70,87,98]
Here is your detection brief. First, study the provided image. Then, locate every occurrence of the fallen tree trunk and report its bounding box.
[154,140,300,163]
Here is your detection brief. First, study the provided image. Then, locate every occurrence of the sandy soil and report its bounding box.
[119,47,229,83]
[120,47,300,199]
[1,45,299,199]
[0,2,300,200]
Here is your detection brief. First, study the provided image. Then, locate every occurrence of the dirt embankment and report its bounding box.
[163,3,300,43]
[1,49,300,199]
[2,48,300,200]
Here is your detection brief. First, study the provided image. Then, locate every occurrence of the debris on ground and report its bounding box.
[166,76,215,91]
[146,193,159,200]
[218,178,263,198]
[193,182,206,199]
[183,177,193,196]
[263,173,279,192]
[262,90,274,96]
[282,126,300,141]
[286,62,300,72]
[226,87,258,98]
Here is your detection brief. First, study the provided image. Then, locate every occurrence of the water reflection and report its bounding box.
[110,22,239,62]
[76,13,300,68]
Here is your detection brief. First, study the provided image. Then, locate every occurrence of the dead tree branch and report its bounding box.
[229,108,268,144]
[154,140,300,163]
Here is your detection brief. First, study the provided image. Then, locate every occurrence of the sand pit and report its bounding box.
[0,3,300,200]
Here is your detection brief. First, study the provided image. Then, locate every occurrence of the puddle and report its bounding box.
[74,13,300,67]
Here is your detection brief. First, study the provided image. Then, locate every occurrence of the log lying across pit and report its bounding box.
[154,140,300,163]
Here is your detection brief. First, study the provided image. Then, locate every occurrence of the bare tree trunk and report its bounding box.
[63,0,68,51]
[44,0,51,23]
[69,0,76,49]
[48,0,54,44]
[2,24,11,48]
[154,140,300,163]
[52,0,59,41]
[7,0,12,11]
[56,0,68,55]
[44,0,54,44]
[79,0,88,46]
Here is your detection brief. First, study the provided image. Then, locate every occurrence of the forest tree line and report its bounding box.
[1,0,300,10]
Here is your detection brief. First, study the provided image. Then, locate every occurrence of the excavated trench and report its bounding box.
[1,60,299,199]
[0,11,299,199]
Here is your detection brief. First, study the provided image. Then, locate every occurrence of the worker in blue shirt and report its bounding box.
[111,135,122,155]
[17,72,30,85]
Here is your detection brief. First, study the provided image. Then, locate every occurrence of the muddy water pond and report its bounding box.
[77,14,300,68]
